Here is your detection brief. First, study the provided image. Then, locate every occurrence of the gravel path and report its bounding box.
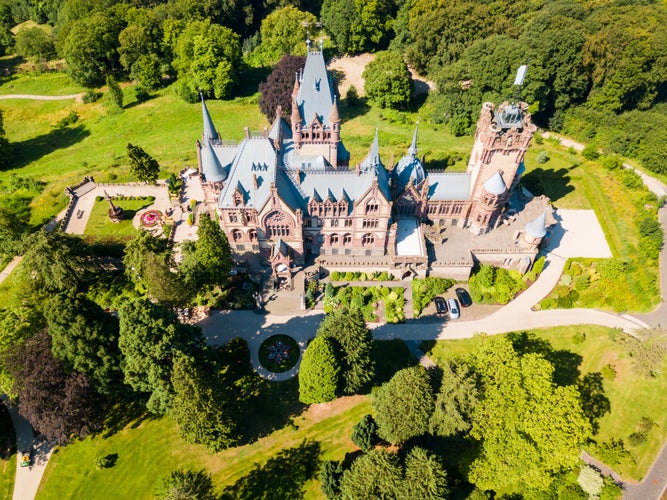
[0,93,84,102]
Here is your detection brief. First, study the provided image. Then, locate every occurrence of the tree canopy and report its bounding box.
[372,365,434,444]
[127,143,160,183]
[362,50,413,110]
[316,306,374,394]
[298,335,340,404]
[258,55,306,122]
[465,335,592,492]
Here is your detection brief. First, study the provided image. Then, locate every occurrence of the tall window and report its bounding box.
[362,233,375,246]
[231,229,243,241]
[229,212,238,223]
[365,199,379,214]
[265,210,291,238]
[330,233,339,245]
[248,229,257,241]
[343,233,352,245]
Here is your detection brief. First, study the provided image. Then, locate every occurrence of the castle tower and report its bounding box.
[470,170,507,234]
[467,101,536,202]
[521,211,547,249]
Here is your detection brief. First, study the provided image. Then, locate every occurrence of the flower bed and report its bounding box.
[140,209,162,227]
[258,335,300,373]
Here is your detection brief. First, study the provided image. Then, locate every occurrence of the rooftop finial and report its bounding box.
[408,122,419,156]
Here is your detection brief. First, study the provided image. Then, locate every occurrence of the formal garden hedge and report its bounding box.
[323,283,405,323]
[329,271,396,281]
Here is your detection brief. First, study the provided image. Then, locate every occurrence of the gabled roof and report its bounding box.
[268,115,292,141]
[217,137,277,209]
[296,46,336,127]
[483,170,507,196]
[360,130,390,201]
[201,94,218,142]
[525,210,547,238]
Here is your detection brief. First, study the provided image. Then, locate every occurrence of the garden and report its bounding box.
[84,196,157,239]
[322,283,405,324]
[259,335,300,373]
[410,276,456,318]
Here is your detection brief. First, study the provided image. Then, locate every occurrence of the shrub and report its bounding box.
[94,453,118,469]
[601,364,616,380]
[54,111,79,129]
[573,332,586,344]
[637,416,655,434]
[590,439,630,466]
[82,90,102,103]
[575,275,590,291]
[135,86,150,103]
[582,144,600,160]
[330,271,340,281]
[536,151,549,164]
[628,432,647,447]
[95,195,103,202]
[578,465,603,498]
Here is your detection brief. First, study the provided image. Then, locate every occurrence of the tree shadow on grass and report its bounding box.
[371,339,418,387]
[101,399,152,439]
[507,331,583,386]
[9,125,90,170]
[216,337,306,446]
[339,100,371,123]
[220,440,321,500]
[577,372,611,434]
[520,166,576,204]
[237,66,272,98]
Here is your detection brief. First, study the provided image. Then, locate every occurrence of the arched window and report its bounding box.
[365,199,379,214]
[265,210,292,238]
[248,229,257,241]
[330,233,339,245]
[343,233,352,245]
[231,229,243,241]
[362,233,375,246]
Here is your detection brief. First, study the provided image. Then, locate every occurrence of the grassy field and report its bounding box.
[426,326,667,481]
[37,395,370,500]
[84,198,155,238]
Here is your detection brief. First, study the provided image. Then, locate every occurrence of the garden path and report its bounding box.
[0,93,84,102]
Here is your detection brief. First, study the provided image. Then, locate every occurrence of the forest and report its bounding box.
[0,0,664,173]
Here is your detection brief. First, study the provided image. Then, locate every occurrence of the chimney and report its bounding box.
[355,163,360,176]
[253,174,258,190]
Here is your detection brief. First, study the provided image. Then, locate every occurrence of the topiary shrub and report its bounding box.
[351,414,378,451]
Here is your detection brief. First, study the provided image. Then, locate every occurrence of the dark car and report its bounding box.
[455,287,473,307]
[434,297,447,315]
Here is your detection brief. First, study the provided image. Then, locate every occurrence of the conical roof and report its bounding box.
[525,211,547,238]
[483,170,507,196]
[201,94,218,142]
[408,122,419,156]
[200,141,228,183]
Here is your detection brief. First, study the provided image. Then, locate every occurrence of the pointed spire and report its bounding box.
[408,122,419,156]
[201,93,218,142]
[483,170,507,196]
[200,139,228,183]
[329,98,340,123]
[292,73,300,99]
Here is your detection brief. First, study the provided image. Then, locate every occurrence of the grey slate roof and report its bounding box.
[428,173,472,201]
[395,124,426,191]
[483,170,507,195]
[200,140,229,183]
[269,116,292,141]
[525,210,547,238]
[296,48,336,127]
[217,137,277,209]
[201,95,218,141]
[359,130,390,201]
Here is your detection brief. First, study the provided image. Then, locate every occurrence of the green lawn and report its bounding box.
[426,326,667,481]
[0,402,16,500]
[84,198,155,238]
[37,395,370,500]
[0,71,86,96]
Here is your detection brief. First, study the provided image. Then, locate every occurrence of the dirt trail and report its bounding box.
[0,93,84,102]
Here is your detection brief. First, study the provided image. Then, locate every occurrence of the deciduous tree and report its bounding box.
[5,329,101,444]
[372,365,434,444]
[15,26,56,61]
[155,469,215,500]
[253,6,314,65]
[363,51,413,110]
[258,55,306,122]
[298,335,340,404]
[466,335,591,492]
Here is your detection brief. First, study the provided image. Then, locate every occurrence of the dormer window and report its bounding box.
[233,189,243,207]
[366,199,379,214]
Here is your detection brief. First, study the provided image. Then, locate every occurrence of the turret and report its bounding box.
[201,93,218,142]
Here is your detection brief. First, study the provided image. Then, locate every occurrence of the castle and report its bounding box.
[196,45,552,282]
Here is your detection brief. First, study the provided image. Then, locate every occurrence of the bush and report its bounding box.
[94,453,118,469]
[590,439,630,466]
[582,144,600,160]
[135,86,150,103]
[330,271,340,281]
[82,90,103,103]
[536,151,550,164]
[54,111,79,129]
[573,332,586,344]
[574,274,590,291]
[628,431,647,447]
[578,465,604,498]
[601,364,616,380]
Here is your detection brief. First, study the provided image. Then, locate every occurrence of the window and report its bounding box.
[229,213,238,223]
[236,244,244,251]
[365,199,379,214]
[331,219,339,227]
[363,219,379,228]
[231,229,243,241]
[343,233,352,245]
[248,229,257,241]
[233,190,243,207]
[265,210,291,238]
[362,233,375,246]
[344,218,353,227]
[330,233,339,245]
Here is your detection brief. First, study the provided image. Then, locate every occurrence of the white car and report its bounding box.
[447,298,460,319]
